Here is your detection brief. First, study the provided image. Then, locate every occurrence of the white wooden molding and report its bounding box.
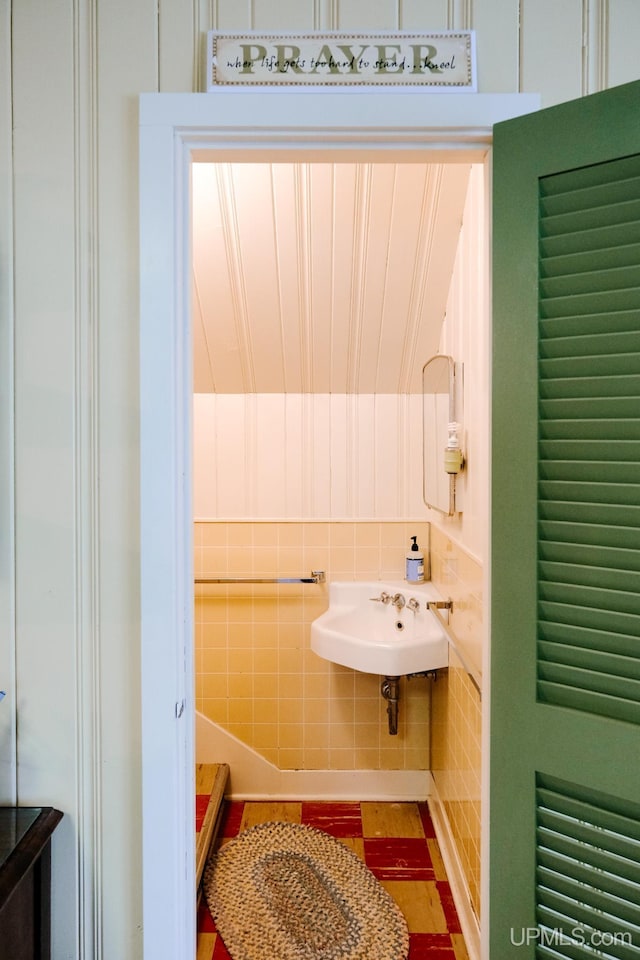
[139,88,539,960]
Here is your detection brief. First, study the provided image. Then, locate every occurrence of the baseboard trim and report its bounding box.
[196,711,430,800]
[427,774,480,960]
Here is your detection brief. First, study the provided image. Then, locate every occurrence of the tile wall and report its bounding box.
[194,520,433,771]
[430,525,483,922]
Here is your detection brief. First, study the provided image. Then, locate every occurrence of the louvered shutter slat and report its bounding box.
[535,776,640,958]
[537,155,640,725]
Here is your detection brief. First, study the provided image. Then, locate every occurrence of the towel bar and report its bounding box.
[195,570,326,585]
[427,600,482,698]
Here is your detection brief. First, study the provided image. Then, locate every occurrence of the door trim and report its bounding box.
[138,89,539,960]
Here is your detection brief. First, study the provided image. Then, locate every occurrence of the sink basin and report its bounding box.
[311,580,449,676]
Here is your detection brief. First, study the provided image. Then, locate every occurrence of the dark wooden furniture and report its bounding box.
[0,807,63,960]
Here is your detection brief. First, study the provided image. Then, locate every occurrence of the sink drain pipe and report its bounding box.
[381,676,400,735]
[381,671,439,735]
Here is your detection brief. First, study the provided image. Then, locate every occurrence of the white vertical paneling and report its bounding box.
[214,396,247,515]
[212,0,253,30]
[438,163,488,559]
[214,163,257,391]
[272,164,304,393]
[330,165,358,392]
[193,394,217,516]
[308,164,334,393]
[346,165,372,393]
[193,392,426,519]
[73,0,103,952]
[233,165,286,391]
[192,277,215,392]
[463,167,488,544]
[310,394,332,516]
[253,0,319,29]
[98,0,159,955]
[255,395,287,516]
[334,0,401,30]
[376,396,400,517]
[399,0,448,30]
[316,0,338,30]
[193,160,471,394]
[12,0,82,953]
[192,164,249,392]
[404,165,473,392]
[284,395,304,515]
[0,0,16,804]
[396,394,410,516]
[158,0,197,91]
[472,0,519,93]
[450,0,472,28]
[607,0,640,89]
[521,0,584,105]
[330,394,350,515]
[358,167,394,393]
[6,6,640,960]
[583,0,606,93]
[377,165,429,391]
[408,394,425,516]
[354,395,376,516]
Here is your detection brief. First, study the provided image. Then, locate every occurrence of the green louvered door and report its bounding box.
[491,80,640,960]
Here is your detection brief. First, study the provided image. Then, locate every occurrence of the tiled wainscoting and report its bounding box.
[430,526,483,926]
[194,520,432,772]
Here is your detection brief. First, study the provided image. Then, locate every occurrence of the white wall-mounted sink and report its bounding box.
[311,580,449,676]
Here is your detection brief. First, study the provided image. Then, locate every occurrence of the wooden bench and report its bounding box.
[196,763,230,891]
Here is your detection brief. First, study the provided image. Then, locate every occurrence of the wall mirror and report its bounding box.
[422,354,463,516]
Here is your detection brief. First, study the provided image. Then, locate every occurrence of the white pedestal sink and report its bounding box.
[310,580,449,676]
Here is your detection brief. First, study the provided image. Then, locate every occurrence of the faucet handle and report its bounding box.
[407,597,420,612]
[370,591,391,604]
[390,593,406,610]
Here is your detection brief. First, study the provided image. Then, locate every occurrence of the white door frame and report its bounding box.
[138,89,538,960]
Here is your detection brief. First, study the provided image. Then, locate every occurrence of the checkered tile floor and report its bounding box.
[197,800,469,960]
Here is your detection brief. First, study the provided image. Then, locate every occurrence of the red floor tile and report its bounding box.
[408,933,457,958]
[301,801,363,837]
[219,801,245,837]
[199,799,466,957]
[195,795,210,832]
[417,800,436,838]
[212,936,233,958]
[197,900,216,934]
[436,880,462,934]
[363,837,435,880]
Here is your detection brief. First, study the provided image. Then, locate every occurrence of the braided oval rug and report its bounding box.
[203,820,409,960]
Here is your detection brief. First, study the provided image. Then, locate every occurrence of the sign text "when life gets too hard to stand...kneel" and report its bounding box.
[207,33,476,90]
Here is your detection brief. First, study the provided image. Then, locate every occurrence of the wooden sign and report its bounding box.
[206,32,476,90]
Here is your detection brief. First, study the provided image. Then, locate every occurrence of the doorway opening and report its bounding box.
[139,89,537,960]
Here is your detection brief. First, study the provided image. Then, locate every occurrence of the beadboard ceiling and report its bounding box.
[192,160,471,394]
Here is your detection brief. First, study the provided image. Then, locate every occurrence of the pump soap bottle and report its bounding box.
[405,536,425,583]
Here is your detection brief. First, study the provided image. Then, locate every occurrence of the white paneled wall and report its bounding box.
[4,1,640,959]
[182,0,640,108]
[437,163,489,562]
[194,393,425,519]
[0,0,16,803]
[192,161,471,394]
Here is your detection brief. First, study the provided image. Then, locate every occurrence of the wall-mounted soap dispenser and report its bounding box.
[444,421,464,475]
[405,536,425,583]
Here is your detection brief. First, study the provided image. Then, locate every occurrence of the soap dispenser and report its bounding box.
[405,536,425,584]
[444,421,464,474]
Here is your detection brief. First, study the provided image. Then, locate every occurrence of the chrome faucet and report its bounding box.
[370,591,392,605]
[390,592,406,611]
[407,597,420,612]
